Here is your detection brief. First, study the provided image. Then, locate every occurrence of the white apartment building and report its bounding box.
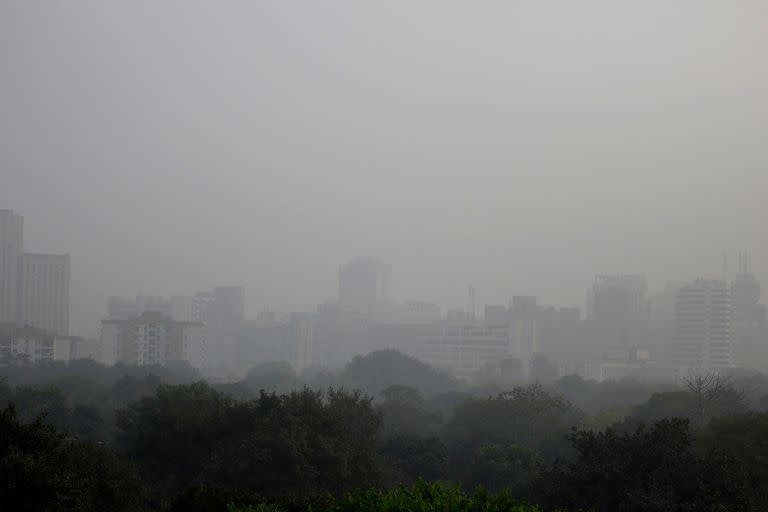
[421,321,512,380]
[674,279,732,371]
[100,312,205,367]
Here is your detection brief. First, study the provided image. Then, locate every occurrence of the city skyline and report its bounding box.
[2,207,765,339]
[3,2,767,338]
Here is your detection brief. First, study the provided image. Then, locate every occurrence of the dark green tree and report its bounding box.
[0,405,145,512]
[378,385,442,438]
[381,436,448,484]
[535,418,753,512]
[470,443,542,493]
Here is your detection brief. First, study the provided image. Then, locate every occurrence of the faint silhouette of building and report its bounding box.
[421,320,511,380]
[239,313,314,373]
[0,210,23,324]
[674,279,732,371]
[18,253,70,335]
[586,274,650,358]
[367,322,440,359]
[1,211,71,334]
[169,286,245,369]
[730,253,767,369]
[338,257,390,313]
[485,297,582,374]
[510,296,539,364]
[312,301,370,369]
[107,295,170,320]
[597,347,669,382]
[536,306,582,369]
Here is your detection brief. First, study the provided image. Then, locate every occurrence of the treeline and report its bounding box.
[4,351,768,511]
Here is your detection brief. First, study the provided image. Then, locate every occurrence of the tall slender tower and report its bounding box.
[0,210,23,323]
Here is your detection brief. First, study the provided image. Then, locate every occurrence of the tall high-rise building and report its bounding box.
[586,274,650,358]
[730,254,766,368]
[0,210,23,323]
[18,253,70,335]
[511,295,539,363]
[674,279,732,371]
[338,257,390,313]
[169,286,245,369]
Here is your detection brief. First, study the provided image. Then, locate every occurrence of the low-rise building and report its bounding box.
[100,312,205,367]
[0,324,54,365]
[421,321,512,380]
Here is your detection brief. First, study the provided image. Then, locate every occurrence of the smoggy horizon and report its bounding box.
[2,2,767,337]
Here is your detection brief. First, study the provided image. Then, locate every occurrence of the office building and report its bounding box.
[674,279,732,371]
[0,210,23,323]
[18,253,70,335]
[338,257,390,313]
[421,320,512,380]
[586,274,650,358]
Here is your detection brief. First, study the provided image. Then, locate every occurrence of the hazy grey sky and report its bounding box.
[2,1,767,336]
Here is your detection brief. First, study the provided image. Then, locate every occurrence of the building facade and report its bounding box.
[170,286,245,369]
[585,274,650,359]
[421,320,512,380]
[674,279,732,371]
[239,313,314,374]
[0,210,23,324]
[338,258,391,313]
[0,323,58,365]
[730,268,767,369]
[100,312,205,367]
[18,253,70,335]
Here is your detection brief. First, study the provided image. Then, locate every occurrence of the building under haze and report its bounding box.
[103,287,245,369]
[17,253,70,335]
[107,295,170,320]
[239,313,314,374]
[0,323,54,365]
[0,210,23,324]
[674,279,732,372]
[730,257,767,369]
[586,274,651,359]
[483,296,540,366]
[100,311,205,367]
[170,286,245,370]
[0,210,71,334]
[338,258,391,313]
[421,320,513,380]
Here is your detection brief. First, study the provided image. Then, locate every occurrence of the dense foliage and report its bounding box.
[0,405,144,512]
[229,481,541,512]
[5,352,768,511]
